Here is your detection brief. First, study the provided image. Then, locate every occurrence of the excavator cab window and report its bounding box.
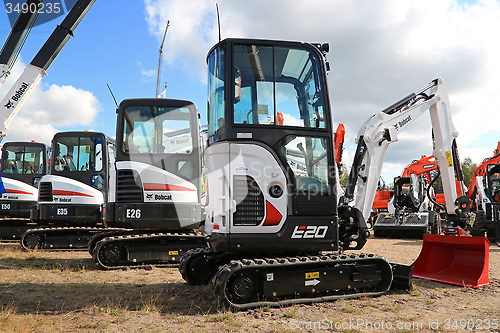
[54,136,103,172]
[1,144,44,175]
[487,165,500,202]
[122,106,193,155]
[409,174,423,208]
[207,46,225,144]
[280,135,330,195]
[232,44,325,128]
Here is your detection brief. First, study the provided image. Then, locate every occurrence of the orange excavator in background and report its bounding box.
[401,155,438,180]
[369,179,393,228]
[467,142,500,244]
[372,155,438,237]
[334,123,345,168]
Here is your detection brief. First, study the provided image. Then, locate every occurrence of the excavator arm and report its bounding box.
[0,0,41,86]
[344,78,467,223]
[0,0,95,142]
[344,78,490,288]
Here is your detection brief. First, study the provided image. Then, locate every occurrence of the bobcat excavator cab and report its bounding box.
[0,141,49,240]
[373,155,439,237]
[179,38,412,310]
[467,142,500,244]
[90,98,207,269]
[23,131,115,250]
[343,76,489,288]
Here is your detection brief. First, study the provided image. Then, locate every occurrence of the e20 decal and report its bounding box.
[291,225,328,239]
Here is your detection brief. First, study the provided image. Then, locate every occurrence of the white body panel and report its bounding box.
[108,161,116,203]
[115,160,198,204]
[0,178,38,202]
[203,142,288,235]
[38,175,103,205]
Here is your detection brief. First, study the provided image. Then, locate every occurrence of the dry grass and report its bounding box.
[0,240,499,332]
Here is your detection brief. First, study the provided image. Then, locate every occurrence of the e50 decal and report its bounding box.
[291,225,328,239]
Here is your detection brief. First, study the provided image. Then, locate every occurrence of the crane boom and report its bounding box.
[0,0,95,142]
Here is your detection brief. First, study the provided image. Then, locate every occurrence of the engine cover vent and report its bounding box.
[233,175,264,226]
[38,182,53,202]
[116,169,144,203]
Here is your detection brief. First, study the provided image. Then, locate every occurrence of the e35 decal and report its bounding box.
[291,225,328,239]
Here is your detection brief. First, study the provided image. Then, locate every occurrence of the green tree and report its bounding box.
[461,157,477,187]
[339,164,349,189]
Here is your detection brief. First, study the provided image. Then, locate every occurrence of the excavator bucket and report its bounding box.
[411,234,489,287]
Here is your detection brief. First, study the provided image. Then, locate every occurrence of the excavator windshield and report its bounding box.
[232,44,326,128]
[54,136,103,172]
[122,106,194,155]
[1,143,44,175]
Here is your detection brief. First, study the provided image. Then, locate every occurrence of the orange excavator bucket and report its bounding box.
[411,234,489,287]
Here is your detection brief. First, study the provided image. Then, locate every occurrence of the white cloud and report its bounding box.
[137,60,156,80]
[0,59,100,144]
[143,0,500,181]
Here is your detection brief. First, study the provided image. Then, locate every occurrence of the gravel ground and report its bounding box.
[0,235,499,333]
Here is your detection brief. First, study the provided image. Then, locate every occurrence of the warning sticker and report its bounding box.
[445,151,453,167]
[305,271,319,279]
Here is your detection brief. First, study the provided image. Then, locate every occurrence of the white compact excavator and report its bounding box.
[178,38,488,310]
[179,38,416,309]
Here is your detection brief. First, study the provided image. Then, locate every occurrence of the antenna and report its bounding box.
[216,3,221,42]
[156,21,170,97]
[107,84,118,107]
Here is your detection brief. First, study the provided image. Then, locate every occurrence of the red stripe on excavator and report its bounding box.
[53,190,93,197]
[262,201,282,226]
[5,189,33,195]
[143,183,196,191]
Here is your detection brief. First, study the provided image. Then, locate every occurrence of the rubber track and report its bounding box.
[94,232,207,270]
[213,253,392,310]
[179,247,215,285]
[20,227,128,251]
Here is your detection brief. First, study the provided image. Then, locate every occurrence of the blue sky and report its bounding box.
[1,0,500,184]
[1,0,208,135]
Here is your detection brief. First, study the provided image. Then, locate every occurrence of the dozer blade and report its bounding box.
[411,234,489,288]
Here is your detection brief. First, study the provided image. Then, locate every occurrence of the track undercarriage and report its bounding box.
[20,226,124,251]
[0,218,37,241]
[92,231,208,270]
[180,248,410,310]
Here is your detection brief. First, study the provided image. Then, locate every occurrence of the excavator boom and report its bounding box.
[0,0,95,142]
[0,0,41,86]
[344,78,488,287]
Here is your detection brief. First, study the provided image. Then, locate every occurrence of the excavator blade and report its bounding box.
[411,234,489,287]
